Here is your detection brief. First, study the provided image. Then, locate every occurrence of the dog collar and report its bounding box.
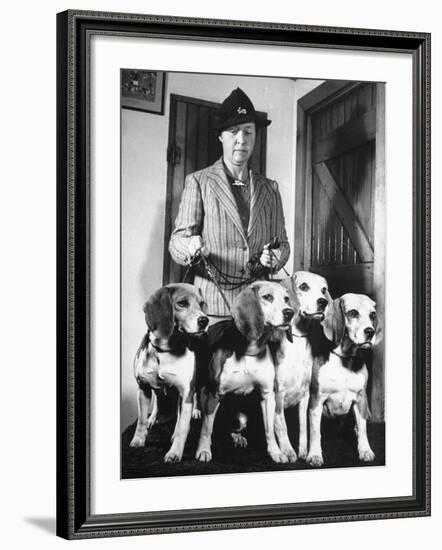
[147,330,174,353]
[149,341,171,353]
[331,350,351,359]
[330,349,365,372]
[244,351,266,358]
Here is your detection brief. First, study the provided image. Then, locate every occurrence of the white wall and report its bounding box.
[121,73,320,429]
[3,1,440,549]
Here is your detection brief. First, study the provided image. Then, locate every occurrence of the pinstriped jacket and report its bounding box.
[168,158,290,316]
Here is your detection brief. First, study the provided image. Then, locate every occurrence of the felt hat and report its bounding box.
[212,87,271,131]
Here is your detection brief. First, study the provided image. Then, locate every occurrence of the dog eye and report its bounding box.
[176,300,189,308]
[284,296,290,303]
[299,283,309,291]
[347,309,359,319]
[262,294,274,302]
[321,287,327,295]
[369,311,377,321]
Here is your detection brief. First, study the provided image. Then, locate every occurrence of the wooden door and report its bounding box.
[163,94,268,284]
[309,83,378,296]
[295,81,385,420]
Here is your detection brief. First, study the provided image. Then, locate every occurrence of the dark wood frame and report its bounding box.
[56,10,431,540]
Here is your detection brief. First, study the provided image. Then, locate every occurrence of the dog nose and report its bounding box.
[283,308,294,322]
[317,298,328,310]
[364,327,375,339]
[198,316,209,329]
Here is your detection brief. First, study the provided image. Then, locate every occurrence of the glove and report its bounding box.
[188,236,209,260]
[259,245,272,267]
[259,244,282,268]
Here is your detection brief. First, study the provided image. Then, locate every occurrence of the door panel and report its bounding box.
[295,81,385,421]
[309,83,377,297]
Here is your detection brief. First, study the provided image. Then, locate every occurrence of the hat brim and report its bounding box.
[211,115,272,131]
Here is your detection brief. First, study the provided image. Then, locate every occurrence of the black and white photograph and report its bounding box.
[120,71,386,479]
[53,5,431,542]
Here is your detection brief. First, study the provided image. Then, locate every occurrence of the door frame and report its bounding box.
[294,80,386,420]
[163,94,221,285]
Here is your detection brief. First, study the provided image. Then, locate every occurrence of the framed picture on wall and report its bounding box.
[121,69,166,114]
[56,10,431,540]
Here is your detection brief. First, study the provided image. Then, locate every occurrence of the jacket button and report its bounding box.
[242,246,247,251]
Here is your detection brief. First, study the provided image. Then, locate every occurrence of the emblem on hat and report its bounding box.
[212,87,272,131]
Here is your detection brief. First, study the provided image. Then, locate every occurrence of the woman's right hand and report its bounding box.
[188,236,209,259]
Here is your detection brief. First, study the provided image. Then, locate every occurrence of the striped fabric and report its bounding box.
[169,158,290,315]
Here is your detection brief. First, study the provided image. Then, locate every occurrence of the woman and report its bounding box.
[169,87,290,319]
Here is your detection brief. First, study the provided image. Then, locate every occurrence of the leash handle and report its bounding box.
[182,250,232,312]
[268,247,291,277]
[268,244,273,281]
[200,255,232,313]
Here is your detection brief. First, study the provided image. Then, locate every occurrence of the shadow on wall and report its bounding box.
[121,205,168,432]
[139,205,167,299]
[121,393,138,437]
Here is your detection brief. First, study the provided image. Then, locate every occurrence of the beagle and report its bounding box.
[268,271,332,462]
[195,281,294,463]
[130,283,209,463]
[307,293,380,467]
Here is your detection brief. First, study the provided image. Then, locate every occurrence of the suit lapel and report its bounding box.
[248,172,270,237]
[207,159,247,243]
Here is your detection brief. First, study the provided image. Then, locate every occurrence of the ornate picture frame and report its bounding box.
[56,10,430,539]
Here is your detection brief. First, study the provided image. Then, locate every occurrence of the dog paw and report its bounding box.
[196,449,212,462]
[297,446,308,460]
[269,450,289,463]
[282,448,298,463]
[164,450,182,463]
[146,416,157,429]
[231,433,248,448]
[192,408,201,420]
[306,453,324,467]
[359,449,376,462]
[129,434,146,447]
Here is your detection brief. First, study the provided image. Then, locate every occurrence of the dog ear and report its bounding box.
[198,288,209,314]
[324,287,333,307]
[372,304,383,344]
[280,277,300,313]
[322,297,345,345]
[143,287,174,338]
[232,286,265,341]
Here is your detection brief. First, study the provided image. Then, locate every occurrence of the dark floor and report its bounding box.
[122,392,385,479]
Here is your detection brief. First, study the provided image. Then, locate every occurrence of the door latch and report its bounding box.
[167,144,182,165]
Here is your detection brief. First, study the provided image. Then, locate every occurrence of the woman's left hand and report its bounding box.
[259,245,272,267]
[259,244,281,268]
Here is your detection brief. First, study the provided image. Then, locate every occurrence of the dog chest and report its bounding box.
[219,351,274,396]
[319,355,368,416]
[135,347,195,391]
[276,338,312,407]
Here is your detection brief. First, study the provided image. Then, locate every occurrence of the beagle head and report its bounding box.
[143,283,209,340]
[232,281,295,343]
[322,293,379,349]
[281,271,331,322]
